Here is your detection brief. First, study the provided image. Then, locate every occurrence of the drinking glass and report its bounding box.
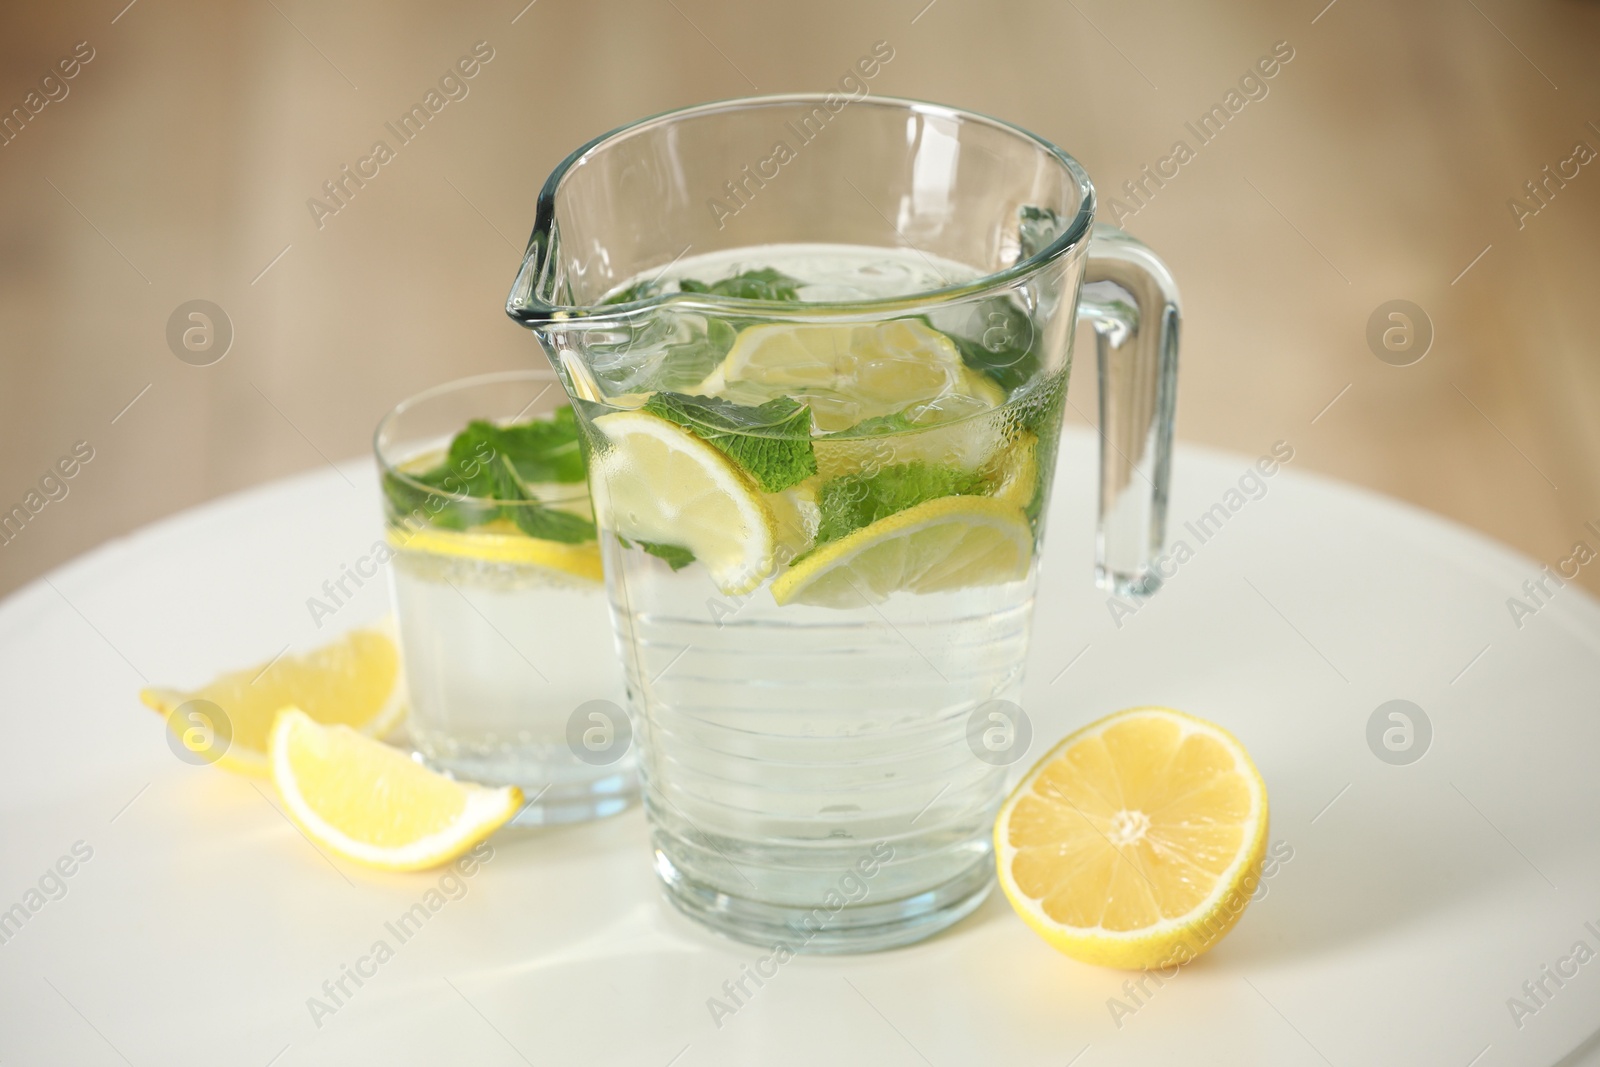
[505,96,1179,948]
[375,370,636,825]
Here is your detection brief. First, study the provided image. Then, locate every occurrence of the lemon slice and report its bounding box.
[700,320,1004,432]
[269,708,520,871]
[388,519,602,583]
[140,625,406,777]
[771,495,1032,608]
[989,431,1039,510]
[558,349,653,409]
[766,480,821,562]
[996,707,1269,970]
[814,415,1007,481]
[591,410,776,595]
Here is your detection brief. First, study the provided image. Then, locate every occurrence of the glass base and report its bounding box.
[413,748,638,827]
[507,785,636,827]
[652,846,995,954]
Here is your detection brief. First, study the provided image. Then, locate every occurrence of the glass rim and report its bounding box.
[505,93,1097,325]
[373,368,589,506]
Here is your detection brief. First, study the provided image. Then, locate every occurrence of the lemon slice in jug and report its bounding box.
[698,320,1003,432]
[590,410,777,595]
[771,495,1032,608]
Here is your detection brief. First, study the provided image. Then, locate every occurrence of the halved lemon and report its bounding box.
[770,495,1032,608]
[699,320,1004,432]
[591,410,776,595]
[996,707,1269,970]
[269,708,520,871]
[387,518,602,583]
[140,625,406,776]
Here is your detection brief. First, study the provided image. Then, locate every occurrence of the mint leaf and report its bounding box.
[506,502,597,543]
[489,454,596,544]
[659,316,737,392]
[617,534,695,569]
[383,470,478,531]
[812,461,988,548]
[611,267,802,303]
[602,278,665,305]
[1018,205,1069,260]
[385,432,502,531]
[638,541,695,570]
[678,267,802,302]
[641,392,816,493]
[473,407,586,484]
[385,412,596,542]
[835,411,919,437]
[933,301,1038,396]
[443,424,503,499]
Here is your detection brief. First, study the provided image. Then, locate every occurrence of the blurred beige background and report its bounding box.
[1,0,1597,597]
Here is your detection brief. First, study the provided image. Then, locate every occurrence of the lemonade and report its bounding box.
[376,373,635,826]
[387,547,622,799]
[575,246,1067,949]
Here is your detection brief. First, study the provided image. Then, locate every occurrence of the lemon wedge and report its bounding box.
[140,625,406,776]
[770,495,1032,608]
[590,410,776,595]
[387,519,602,583]
[996,707,1269,970]
[269,708,520,871]
[700,320,1004,432]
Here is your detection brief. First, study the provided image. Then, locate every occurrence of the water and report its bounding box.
[657,243,979,301]
[389,545,636,825]
[610,551,1036,950]
[585,243,1065,949]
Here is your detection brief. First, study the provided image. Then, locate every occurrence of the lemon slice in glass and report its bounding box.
[995,707,1269,970]
[591,410,776,595]
[699,320,1004,432]
[269,708,520,871]
[140,625,406,776]
[388,519,603,583]
[770,495,1033,608]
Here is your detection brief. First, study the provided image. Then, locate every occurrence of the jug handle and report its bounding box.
[1076,222,1181,598]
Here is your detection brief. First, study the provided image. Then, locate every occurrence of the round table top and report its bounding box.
[3,428,1598,1067]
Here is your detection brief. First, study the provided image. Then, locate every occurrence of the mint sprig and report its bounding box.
[384,407,596,543]
[478,407,586,484]
[642,392,817,493]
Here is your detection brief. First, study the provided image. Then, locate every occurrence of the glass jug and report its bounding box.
[507,95,1178,952]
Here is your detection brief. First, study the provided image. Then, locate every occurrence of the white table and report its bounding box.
[3,429,1598,1066]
